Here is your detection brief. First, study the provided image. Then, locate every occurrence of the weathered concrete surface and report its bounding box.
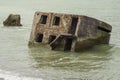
[50,34,76,50]
[3,14,22,26]
[29,11,112,52]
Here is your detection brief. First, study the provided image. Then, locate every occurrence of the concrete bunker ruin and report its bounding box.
[29,11,112,52]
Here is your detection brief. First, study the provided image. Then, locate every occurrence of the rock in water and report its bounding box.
[3,14,22,26]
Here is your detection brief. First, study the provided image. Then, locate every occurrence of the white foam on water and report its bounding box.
[0,69,43,80]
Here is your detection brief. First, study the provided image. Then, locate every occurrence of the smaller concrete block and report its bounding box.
[3,14,22,26]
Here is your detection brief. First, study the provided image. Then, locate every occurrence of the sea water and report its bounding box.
[0,0,120,80]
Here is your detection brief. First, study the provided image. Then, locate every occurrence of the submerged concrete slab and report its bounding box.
[29,11,112,52]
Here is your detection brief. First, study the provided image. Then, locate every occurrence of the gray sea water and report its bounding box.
[0,0,120,80]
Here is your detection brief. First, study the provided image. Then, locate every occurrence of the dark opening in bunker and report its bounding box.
[40,15,47,24]
[69,17,78,34]
[53,16,60,26]
[48,35,56,44]
[35,34,43,42]
[97,26,111,33]
[64,38,73,51]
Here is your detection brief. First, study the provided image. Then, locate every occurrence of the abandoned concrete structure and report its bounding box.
[3,14,22,26]
[29,11,112,52]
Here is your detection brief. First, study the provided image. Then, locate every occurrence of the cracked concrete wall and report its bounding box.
[29,12,81,45]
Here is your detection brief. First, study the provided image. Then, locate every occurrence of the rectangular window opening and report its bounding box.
[48,35,56,44]
[40,15,47,24]
[68,17,78,34]
[64,38,73,51]
[35,34,43,42]
[53,16,60,26]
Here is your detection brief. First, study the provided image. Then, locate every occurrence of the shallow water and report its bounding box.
[0,0,120,80]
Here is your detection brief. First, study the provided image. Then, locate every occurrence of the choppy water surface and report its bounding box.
[0,0,120,80]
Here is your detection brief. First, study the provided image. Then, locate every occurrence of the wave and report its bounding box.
[0,69,43,80]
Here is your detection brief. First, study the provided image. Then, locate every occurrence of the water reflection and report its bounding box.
[28,45,113,72]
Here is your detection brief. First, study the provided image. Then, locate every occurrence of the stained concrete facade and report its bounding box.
[29,11,112,52]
